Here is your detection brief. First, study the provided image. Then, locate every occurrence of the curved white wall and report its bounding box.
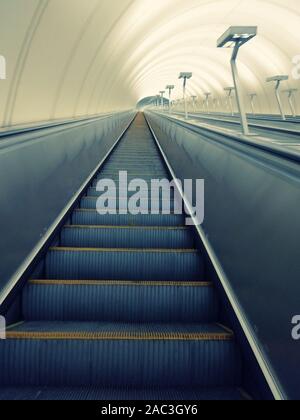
[0,0,300,126]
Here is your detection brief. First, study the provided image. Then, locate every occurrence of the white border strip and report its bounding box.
[0,113,136,306]
[145,113,285,401]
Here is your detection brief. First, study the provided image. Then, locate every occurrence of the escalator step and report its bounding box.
[87,187,173,199]
[23,280,218,322]
[0,386,246,401]
[80,197,180,212]
[60,226,194,249]
[72,210,185,227]
[92,176,169,186]
[45,247,204,281]
[0,322,241,388]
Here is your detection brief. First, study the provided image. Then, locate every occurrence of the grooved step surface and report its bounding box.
[0,387,245,401]
[80,196,181,212]
[0,323,241,387]
[72,211,186,226]
[60,225,194,249]
[23,280,218,322]
[45,248,204,281]
[0,113,244,400]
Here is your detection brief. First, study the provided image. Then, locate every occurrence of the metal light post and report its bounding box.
[191,95,197,113]
[159,91,165,111]
[179,72,193,120]
[266,76,289,120]
[224,87,235,116]
[166,85,175,114]
[283,89,298,118]
[204,93,211,114]
[218,26,257,136]
[249,93,257,115]
[156,95,160,108]
[212,97,218,111]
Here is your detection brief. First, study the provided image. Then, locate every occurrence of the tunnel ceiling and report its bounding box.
[1,0,300,126]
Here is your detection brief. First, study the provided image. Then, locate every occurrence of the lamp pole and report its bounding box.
[230,43,250,134]
[166,85,175,114]
[218,26,257,136]
[179,72,193,120]
[283,89,298,118]
[159,91,165,111]
[266,76,289,120]
[191,95,197,113]
[204,93,211,114]
[224,87,235,116]
[249,93,257,115]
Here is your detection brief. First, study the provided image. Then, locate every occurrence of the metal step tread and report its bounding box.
[5,322,233,341]
[49,247,198,253]
[0,386,247,400]
[28,279,212,287]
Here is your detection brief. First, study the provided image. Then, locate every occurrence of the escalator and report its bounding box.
[0,113,246,400]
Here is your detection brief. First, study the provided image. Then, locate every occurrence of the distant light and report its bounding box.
[217,26,257,48]
[179,72,192,80]
[266,75,289,82]
[283,88,298,93]
[224,87,235,92]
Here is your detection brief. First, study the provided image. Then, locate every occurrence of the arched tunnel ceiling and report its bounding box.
[0,0,300,126]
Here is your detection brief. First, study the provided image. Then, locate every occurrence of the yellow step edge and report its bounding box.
[49,247,198,253]
[5,331,233,341]
[29,280,213,287]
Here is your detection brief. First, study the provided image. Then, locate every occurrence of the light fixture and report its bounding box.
[224,87,235,116]
[217,26,258,49]
[166,85,175,114]
[283,88,298,118]
[179,72,193,119]
[218,26,257,136]
[266,76,289,120]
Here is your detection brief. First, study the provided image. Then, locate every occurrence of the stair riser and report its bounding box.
[23,284,218,322]
[92,178,170,187]
[72,212,186,227]
[61,228,194,249]
[81,198,182,212]
[87,188,176,200]
[46,250,204,281]
[0,340,241,387]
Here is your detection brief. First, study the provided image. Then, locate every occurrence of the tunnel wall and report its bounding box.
[145,111,300,400]
[1,1,300,126]
[0,111,134,295]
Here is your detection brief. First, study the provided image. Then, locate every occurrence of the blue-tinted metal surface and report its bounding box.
[0,386,244,401]
[45,248,204,282]
[0,322,241,388]
[22,282,218,322]
[0,112,134,293]
[145,111,300,400]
